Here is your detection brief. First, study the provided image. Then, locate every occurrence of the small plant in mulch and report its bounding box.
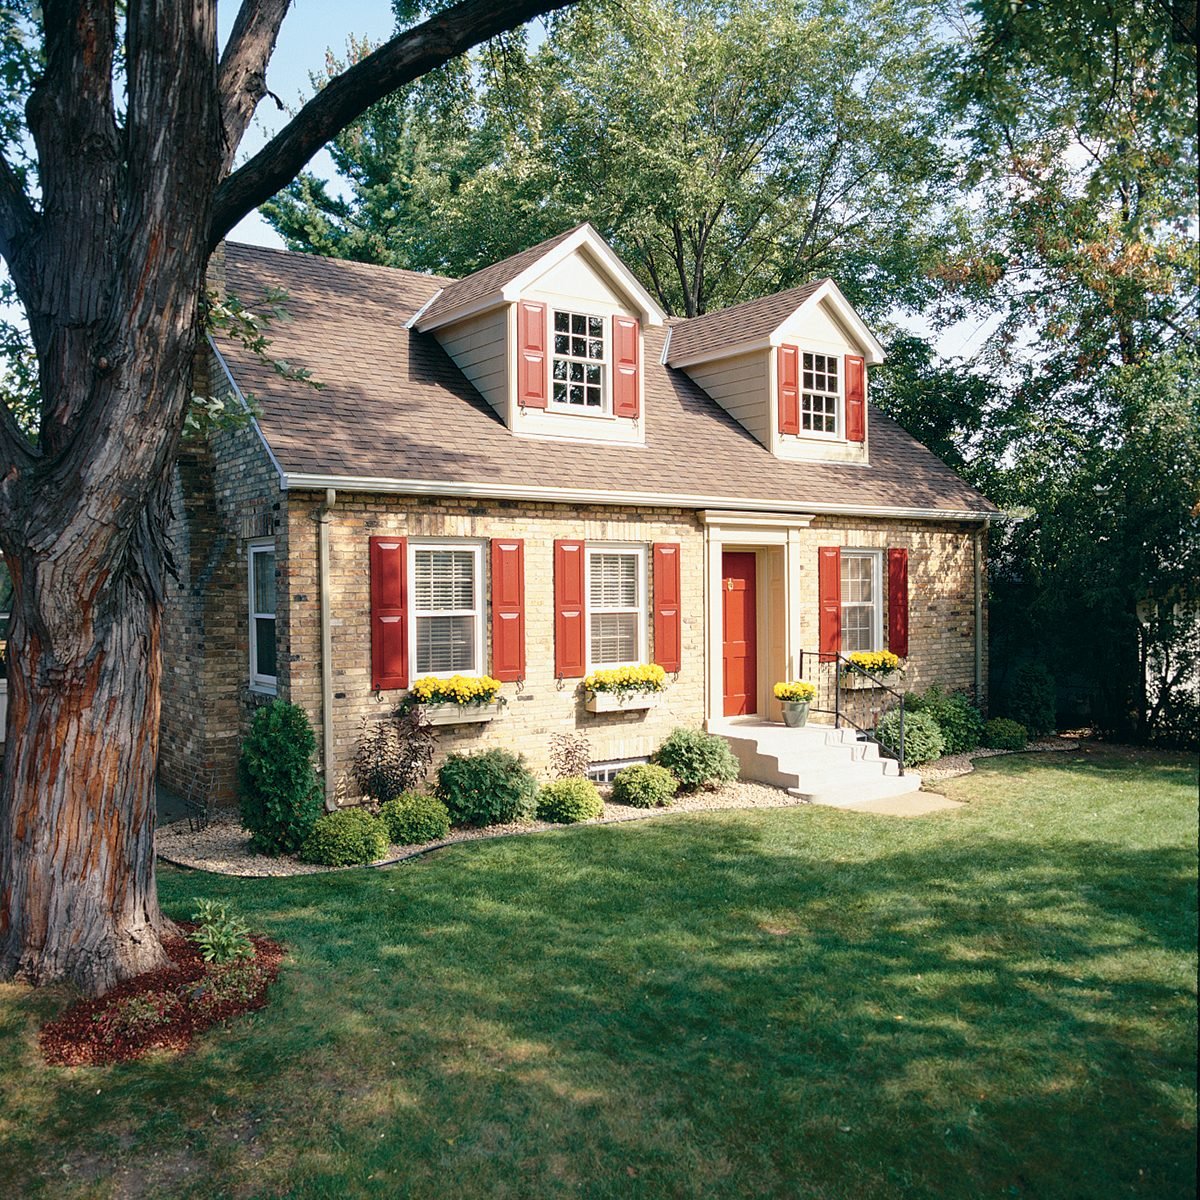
[39,917,283,1067]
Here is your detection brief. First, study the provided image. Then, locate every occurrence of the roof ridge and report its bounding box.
[224,240,458,287]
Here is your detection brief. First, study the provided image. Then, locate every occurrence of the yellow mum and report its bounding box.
[584,663,667,697]
[773,680,815,703]
[410,674,502,706]
[846,651,901,675]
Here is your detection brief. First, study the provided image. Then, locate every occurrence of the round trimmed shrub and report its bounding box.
[650,727,739,793]
[610,763,678,808]
[911,687,984,755]
[982,717,1028,751]
[536,777,603,824]
[1004,662,1057,738]
[299,808,389,866]
[876,708,945,767]
[437,749,539,827]
[379,792,451,845]
[237,700,324,855]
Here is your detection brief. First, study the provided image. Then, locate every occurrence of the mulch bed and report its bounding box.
[39,924,284,1067]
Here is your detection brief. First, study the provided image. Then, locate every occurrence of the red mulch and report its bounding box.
[39,925,284,1067]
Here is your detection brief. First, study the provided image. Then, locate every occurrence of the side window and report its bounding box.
[840,550,882,653]
[409,542,484,676]
[248,540,277,692]
[586,546,646,668]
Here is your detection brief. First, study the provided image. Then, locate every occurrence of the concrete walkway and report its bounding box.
[814,791,962,817]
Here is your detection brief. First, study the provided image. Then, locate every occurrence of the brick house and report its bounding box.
[158,224,996,804]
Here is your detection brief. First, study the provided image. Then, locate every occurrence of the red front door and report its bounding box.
[722,551,758,716]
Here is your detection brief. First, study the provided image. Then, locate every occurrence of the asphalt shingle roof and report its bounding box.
[216,243,995,517]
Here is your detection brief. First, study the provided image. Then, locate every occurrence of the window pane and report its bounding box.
[590,613,638,665]
[415,615,475,674]
[254,616,277,678]
[253,549,276,614]
[590,553,638,608]
[841,555,874,604]
[413,550,474,612]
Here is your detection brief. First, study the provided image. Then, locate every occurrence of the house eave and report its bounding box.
[280,471,997,522]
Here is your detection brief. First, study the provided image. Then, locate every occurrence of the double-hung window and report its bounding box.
[410,542,484,676]
[586,546,646,668]
[840,550,882,653]
[801,352,839,435]
[248,540,277,692]
[551,310,607,412]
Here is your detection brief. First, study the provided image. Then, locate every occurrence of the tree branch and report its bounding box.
[217,0,293,171]
[0,154,38,293]
[210,0,576,244]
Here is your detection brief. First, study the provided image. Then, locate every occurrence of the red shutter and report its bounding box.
[778,344,800,435]
[491,538,525,682]
[517,300,548,409]
[613,315,640,419]
[370,536,408,690]
[554,539,586,678]
[888,547,909,658]
[818,546,841,662]
[652,542,682,673]
[845,354,865,443]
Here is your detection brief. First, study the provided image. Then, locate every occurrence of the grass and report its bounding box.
[0,743,1195,1199]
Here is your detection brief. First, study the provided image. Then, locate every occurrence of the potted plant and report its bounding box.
[583,664,667,713]
[841,650,903,689]
[773,680,816,727]
[407,674,506,726]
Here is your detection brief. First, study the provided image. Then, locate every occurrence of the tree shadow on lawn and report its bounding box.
[130,812,1200,1200]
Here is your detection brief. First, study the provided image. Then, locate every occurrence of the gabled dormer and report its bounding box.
[665,280,885,464]
[410,224,665,446]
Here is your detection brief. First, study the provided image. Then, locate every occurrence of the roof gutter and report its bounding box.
[280,471,998,523]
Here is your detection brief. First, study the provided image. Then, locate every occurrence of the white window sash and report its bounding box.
[840,550,883,653]
[407,541,485,679]
[800,351,841,439]
[585,544,647,669]
[248,539,277,693]
[549,308,610,416]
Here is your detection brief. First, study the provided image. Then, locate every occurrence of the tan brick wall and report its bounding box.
[285,494,707,795]
[796,516,987,704]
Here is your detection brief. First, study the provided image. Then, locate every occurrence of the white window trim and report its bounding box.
[548,307,611,418]
[248,539,278,694]
[799,350,841,441]
[585,543,648,671]
[840,548,884,653]
[407,539,486,680]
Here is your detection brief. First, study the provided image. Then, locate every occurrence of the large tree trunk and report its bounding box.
[0,559,169,994]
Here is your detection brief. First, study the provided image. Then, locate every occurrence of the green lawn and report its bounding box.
[1,744,1196,1199]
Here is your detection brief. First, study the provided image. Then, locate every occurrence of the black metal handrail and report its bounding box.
[796,650,906,775]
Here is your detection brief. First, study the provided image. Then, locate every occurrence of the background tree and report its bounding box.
[265,0,958,320]
[0,0,575,997]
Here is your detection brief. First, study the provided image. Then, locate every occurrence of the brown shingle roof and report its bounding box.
[217,243,995,517]
[414,224,585,328]
[665,280,828,365]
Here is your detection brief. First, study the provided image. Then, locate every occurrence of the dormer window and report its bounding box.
[552,310,607,411]
[801,352,839,435]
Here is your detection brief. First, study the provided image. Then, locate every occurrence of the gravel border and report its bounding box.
[157,739,1082,878]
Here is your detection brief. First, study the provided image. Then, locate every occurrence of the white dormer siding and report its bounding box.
[684,350,772,448]
[433,308,509,421]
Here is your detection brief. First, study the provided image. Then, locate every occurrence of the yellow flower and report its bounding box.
[585,663,667,697]
[773,680,815,703]
[410,674,502,706]
[847,651,901,675]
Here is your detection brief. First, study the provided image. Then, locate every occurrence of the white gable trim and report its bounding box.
[502,225,665,326]
[770,279,886,365]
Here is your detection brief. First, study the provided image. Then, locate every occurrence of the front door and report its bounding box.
[722,551,758,716]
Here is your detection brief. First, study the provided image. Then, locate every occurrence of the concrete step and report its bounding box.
[789,771,923,806]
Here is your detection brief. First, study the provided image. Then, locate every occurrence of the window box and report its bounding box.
[421,700,506,726]
[840,670,901,691]
[585,691,661,714]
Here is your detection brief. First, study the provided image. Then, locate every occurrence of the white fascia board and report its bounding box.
[412,293,507,334]
[206,336,287,487]
[769,279,887,365]
[404,287,444,330]
[280,470,996,522]
[501,224,666,326]
[667,337,773,370]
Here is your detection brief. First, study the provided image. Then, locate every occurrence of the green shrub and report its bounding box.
[876,708,945,767]
[189,900,254,965]
[537,777,604,824]
[237,700,324,855]
[299,808,389,866]
[610,763,678,808]
[982,717,1028,751]
[1004,662,1057,738]
[379,792,451,845]
[651,727,739,793]
[437,749,539,827]
[910,686,984,755]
